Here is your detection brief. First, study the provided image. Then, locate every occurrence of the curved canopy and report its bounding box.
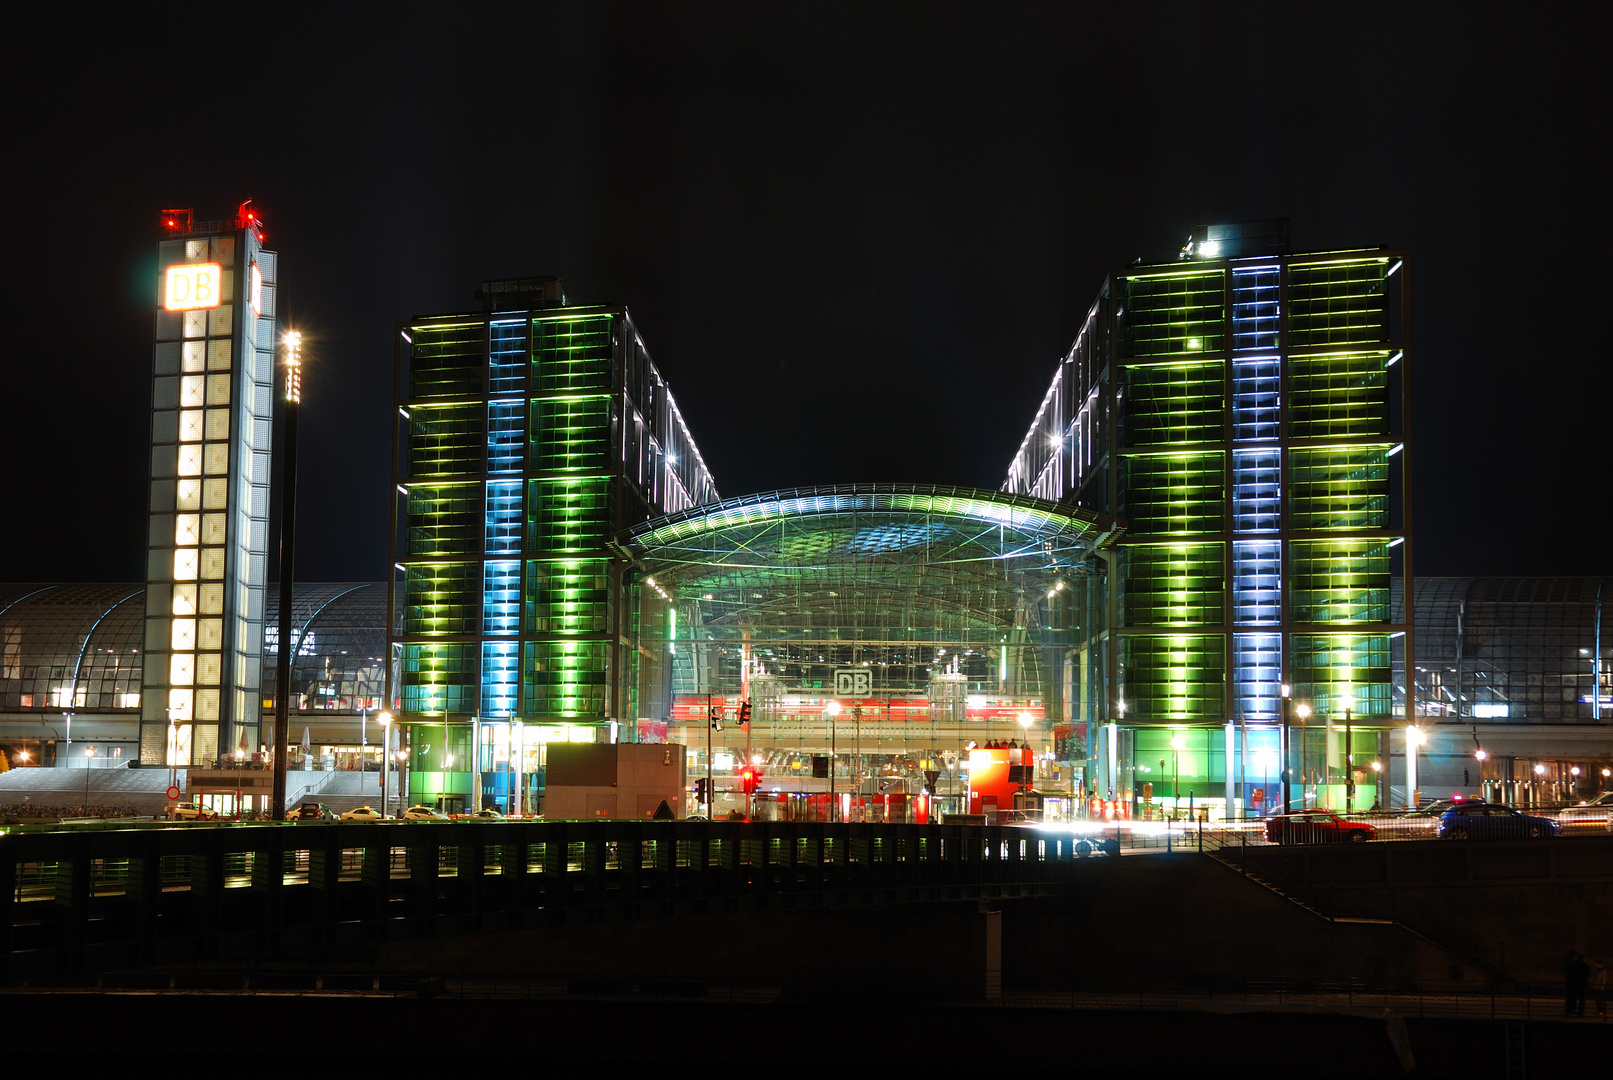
[620,484,1118,702]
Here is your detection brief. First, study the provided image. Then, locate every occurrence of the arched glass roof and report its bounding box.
[621,484,1118,709]
[0,583,386,716]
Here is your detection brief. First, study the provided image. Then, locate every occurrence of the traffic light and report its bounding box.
[709,705,723,731]
[740,767,760,795]
[694,778,709,804]
[737,700,752,730]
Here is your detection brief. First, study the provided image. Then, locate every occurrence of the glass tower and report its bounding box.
[141,207,278,766]
[1004,222,1410,810]
[389,277,717,811]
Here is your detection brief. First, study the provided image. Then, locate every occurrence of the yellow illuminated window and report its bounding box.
[202,513,227,545]
[171,618,196,651]
[196,653,222,686]
[205,408,229,440]
[176,479,202,511]
[180,375,205,408]
[204,444,229,475]
[199,583,224,614]
[169,653,195,686]
[182,341,206,372]
[174,513,200,546]
[171,583,197,616]
[179,410,204,442]
[198,617,223,650]
[173,549,199,581]
[202,479,227,509]
[206,374,230,406]
[199,549,225,580]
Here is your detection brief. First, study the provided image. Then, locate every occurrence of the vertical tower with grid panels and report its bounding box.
[389,278,717,808]
[1004,222,1410,800]
[141,213,277,766]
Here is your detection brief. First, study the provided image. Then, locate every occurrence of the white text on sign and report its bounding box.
[834,669,872,696]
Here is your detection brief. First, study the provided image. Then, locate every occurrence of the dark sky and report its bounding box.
[3,2,1607,583]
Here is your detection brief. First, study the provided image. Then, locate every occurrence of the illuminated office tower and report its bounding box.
[390,277,717,812]
[1005,222,1410,803]
[140,205,277,766]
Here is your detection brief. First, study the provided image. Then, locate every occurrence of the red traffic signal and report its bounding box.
[740,767,761,795]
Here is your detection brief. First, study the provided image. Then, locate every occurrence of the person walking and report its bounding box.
[1565,950,1591,1016]
[1591,958,1608,1019]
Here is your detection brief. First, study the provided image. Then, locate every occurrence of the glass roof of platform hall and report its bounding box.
[621,485,1119,666]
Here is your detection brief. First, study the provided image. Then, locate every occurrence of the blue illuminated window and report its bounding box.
[489,320,525,395]
[1234,633,1281,721]
[1232,450,1280,532]
[1231,358,1280,442]
[485,480,522,554]
[483,560,520,635]
[1232,267,1280,352]
[488,401,523,474]
[1233,540,1281,625]
[481,641,520,717]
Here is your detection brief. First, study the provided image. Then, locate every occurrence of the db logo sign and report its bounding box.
[165,263,224,311]
[834,669,872,696]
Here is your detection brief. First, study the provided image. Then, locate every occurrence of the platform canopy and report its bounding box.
[619,484,1120,704]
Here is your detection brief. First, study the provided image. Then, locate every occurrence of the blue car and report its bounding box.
[1438,802,1560,840]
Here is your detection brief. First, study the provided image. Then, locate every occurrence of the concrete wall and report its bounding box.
[543,742,686,819]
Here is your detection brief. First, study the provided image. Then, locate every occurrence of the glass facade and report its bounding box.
[1003,225,1410,808]
[141,225,277,766]
[389,282,718,809]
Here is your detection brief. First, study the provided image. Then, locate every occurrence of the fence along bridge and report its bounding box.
[1,820,1085,980]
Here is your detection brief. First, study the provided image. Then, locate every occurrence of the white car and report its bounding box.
[402,804,447,821]
[340,805,385,822]
[171,802,217,821]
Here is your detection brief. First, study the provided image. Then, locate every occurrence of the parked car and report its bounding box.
[1264,810,1376,844]
[402,804,447,821]
[468,807,504,820]
[1438,803,1560,840]
[171,802,217,821]
[1405,797,1479,818]
[340,805,385,822]
[296,802,335,821]
[1555,792,1613,832]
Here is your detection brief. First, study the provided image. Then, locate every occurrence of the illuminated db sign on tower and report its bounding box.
[140,204,278,769]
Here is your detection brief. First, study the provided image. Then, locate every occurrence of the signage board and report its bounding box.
[164,263,224,311]
[834,669,872,696]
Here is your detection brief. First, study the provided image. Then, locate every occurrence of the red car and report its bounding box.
[1264,810,1376,845]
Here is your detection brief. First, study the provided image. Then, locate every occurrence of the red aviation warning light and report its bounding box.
[236,199,266,240]
[160,208,193,234]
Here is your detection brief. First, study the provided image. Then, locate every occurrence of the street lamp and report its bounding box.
[1294,703,1312,807]
[826,700,842,821]
[83,745,95,813]
[1341,694,1355,812]
[271,329,305,822]
[1170,735,1187,803]
[378,712,392,815]
[16,749,28,766]
[1252,747,1276,817]
[1406,726,1427,808]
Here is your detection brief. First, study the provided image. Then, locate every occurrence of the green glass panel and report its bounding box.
[402,563,480,635]
[1123,543,1225,627]
[1287,261,1386,347]
[1289,540,1391,624]
[409,321,485,398]
[527,477,611,554]
[1119,634,1225,721]
[532,315,613,393]
[1124,361,1225,445]
[405,483,481,556]
[1124,271,1225,356]
[1289,634,1391,718]
[523,640,610,718]
[1122,453,1225,535]
[530,396,611,474]
[1288,353,1389,440]
[408,403,485,476]
[1288,447,1389,531]
[401,644,476,715]
[524,558,613,634]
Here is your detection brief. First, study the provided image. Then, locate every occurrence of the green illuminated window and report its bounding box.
[401,643,476,715]
[405,484,481,556]
[530,396,611,474]
[524,559,613,634]
[532,315,613,393]
[410,322,485,399]
[1288,353,1389,440]
[522,640,610,718]
[1289,634,1391,718]
[1120,634,1225,720]
[1122,544,1225,627]
[1289,540,1391,624]
[401,563,480,635]
[1124,362,1225,445]
[408,404,485,476]
[1123,271,1225,356]
[1288,447,1389,531]
[1287,261,1386,347]
[1121,453,1225,535]
[527,478,611,554]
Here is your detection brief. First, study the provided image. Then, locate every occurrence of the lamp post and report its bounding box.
[1475,746,1488,801]
[83,745,95,812]
[1371,760,1383,808]
[1342,695,1354,813]
[1406,726,1427,808]
[271,329,304,822]
[1280,684,1293,814]
[396,748,410,818]
[378,712,391,814]
[826,699,841,821]
[1294,703,1311,807]
[1170,735,1186,804]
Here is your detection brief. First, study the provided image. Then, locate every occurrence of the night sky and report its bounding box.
[3,3,1607,583]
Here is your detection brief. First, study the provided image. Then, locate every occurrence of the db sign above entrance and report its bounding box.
[834,669,872,696]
